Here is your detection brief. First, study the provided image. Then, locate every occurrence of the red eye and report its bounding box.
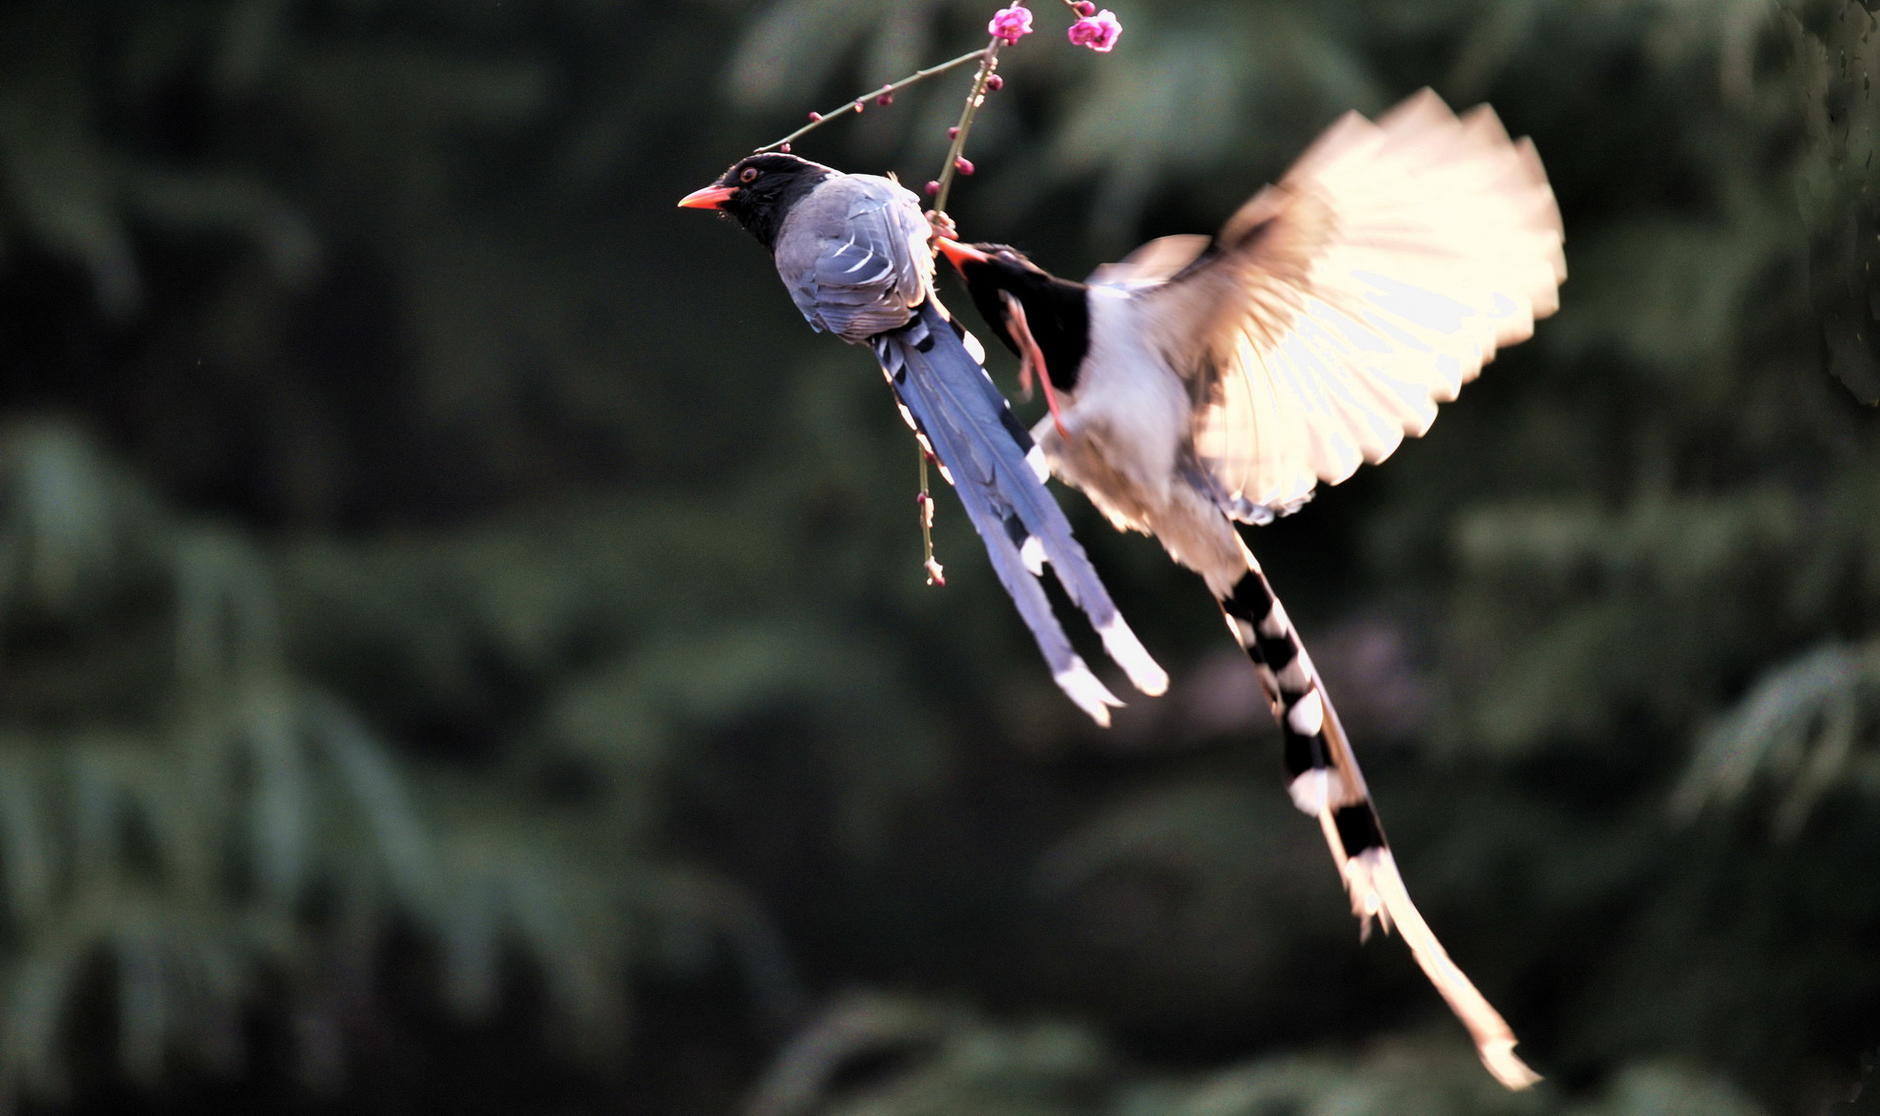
[739,167,760,184]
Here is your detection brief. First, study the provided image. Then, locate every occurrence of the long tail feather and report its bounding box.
[872,300,1167,722]
[1217,535,1539,1090]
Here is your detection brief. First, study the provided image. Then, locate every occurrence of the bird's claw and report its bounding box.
[925,209,958,246]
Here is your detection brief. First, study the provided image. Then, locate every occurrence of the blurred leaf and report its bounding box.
[306,693,436,907]
[0,755,56,931]
[1673,640,1880,834]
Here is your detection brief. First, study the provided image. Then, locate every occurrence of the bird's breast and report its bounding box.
[1062,289,1191,495]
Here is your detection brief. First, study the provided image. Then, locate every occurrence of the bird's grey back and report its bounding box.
[774,174,934,343]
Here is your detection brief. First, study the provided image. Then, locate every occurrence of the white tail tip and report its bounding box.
[1098,616,1168,697]
[1481,1039,1543,1091]
[1355,847,1544,1092]
[1054,658,1124,726]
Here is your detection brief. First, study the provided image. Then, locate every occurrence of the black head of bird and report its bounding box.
[677,153,836,250]
[935,239,1091,393]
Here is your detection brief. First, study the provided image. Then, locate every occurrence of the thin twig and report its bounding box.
[917,459,942,586]
[914,25,1018,585]
[929,39,1006,216]
[752,49,991,154]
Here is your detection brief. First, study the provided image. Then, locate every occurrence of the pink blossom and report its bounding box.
[987,5,1033,45]
[1067,8,1121,52]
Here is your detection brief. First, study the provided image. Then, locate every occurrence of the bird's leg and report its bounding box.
[996,294,1036,398]
[999,291,1070,440]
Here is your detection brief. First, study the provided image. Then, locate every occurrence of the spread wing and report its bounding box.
[1117,89,1566,518]
[1085,234,1211,290]
[775,174,935,343]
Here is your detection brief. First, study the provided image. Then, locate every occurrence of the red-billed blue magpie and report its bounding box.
[679,153,1167,724]
[934,90,1566,1088]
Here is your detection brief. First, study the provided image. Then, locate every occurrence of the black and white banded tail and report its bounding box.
[871,298,1166,723]
[1218,537,1539,1090]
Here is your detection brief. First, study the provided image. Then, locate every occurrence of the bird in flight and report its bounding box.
[934,88,1566,1089]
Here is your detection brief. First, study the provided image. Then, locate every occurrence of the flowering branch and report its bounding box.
[926,35,1007,216]
[926,2,1123,219]
[751,48,991,155]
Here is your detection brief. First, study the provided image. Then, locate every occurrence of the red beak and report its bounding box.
[934,237,993,271]
[676,184,737,210]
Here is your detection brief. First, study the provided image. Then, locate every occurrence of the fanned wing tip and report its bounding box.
[1097,615,1168,697]
[1176,86,1568,519]
[1087,234,1214,289]
[1374,85,1453,135]
[1281,108,1383,187]
[1054,658,1124,726]
[1512,136,1569,295]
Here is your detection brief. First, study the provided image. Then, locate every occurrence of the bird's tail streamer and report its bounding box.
[1216,535,1539,1089]
[871,299,1166,724]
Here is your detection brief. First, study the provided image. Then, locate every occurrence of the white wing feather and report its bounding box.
[1120,89,1566,517]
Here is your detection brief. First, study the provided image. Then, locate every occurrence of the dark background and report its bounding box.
[2,1,1878,1113]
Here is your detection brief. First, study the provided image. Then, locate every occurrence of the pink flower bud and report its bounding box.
[1073,1,1095,14]
[985,74,1005,91]
[852,101,865,113]
[947,126,960,138]
[1067,8,1122,52]
[987,5,1034,45]
[924,180,941,195]
[876,86,895,106]
[808,111,823,122]
[955,156,975,175]
[779,142,792,153]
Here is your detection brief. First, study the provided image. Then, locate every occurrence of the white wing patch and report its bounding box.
[1135,89,1565,519]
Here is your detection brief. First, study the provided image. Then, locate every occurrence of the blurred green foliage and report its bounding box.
[1,0,1877,1113]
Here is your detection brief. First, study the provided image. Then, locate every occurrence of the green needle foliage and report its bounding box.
[1,0,1877,1113]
